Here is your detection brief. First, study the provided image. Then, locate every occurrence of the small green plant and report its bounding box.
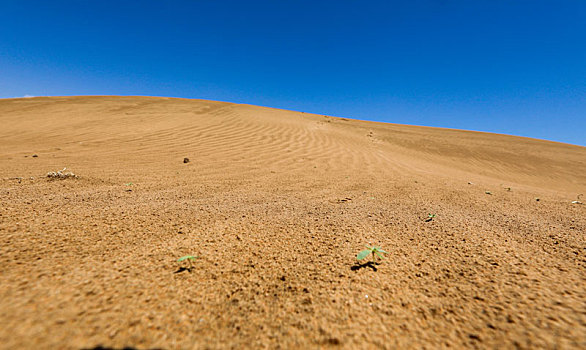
[177,255,197,271]
[357,246,387,264]
[125,182,133,186]
[425,213,436,222]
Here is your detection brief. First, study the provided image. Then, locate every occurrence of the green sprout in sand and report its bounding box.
[177,255,197,271]
[425,213,436,222]
[357,246,387,264]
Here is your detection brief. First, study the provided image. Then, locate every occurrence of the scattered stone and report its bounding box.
[183,157,190,163]
[32,154,38,158]
[47,168,78,180]
[468,334,481,341]
[324,337,341,345]
[485,191,492,195]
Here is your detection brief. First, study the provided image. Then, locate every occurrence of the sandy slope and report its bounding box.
[0,96,584,349]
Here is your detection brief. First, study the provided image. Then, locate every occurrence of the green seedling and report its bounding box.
[177,255,197,271]
[125,182,133,186]
[425,214,436,222]
[357,246,387,264]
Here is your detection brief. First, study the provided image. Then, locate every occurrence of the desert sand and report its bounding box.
[0,96,584,349]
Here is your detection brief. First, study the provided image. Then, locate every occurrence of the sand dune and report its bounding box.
[0,96,584,349]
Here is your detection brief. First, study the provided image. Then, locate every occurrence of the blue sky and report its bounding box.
[1,0,584,146]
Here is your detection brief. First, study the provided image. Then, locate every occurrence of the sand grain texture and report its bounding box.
[0,96,585,349]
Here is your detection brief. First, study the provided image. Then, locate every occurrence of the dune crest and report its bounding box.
[1,96,583,192]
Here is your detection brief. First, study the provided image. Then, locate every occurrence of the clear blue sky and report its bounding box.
[1,1,584,146]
